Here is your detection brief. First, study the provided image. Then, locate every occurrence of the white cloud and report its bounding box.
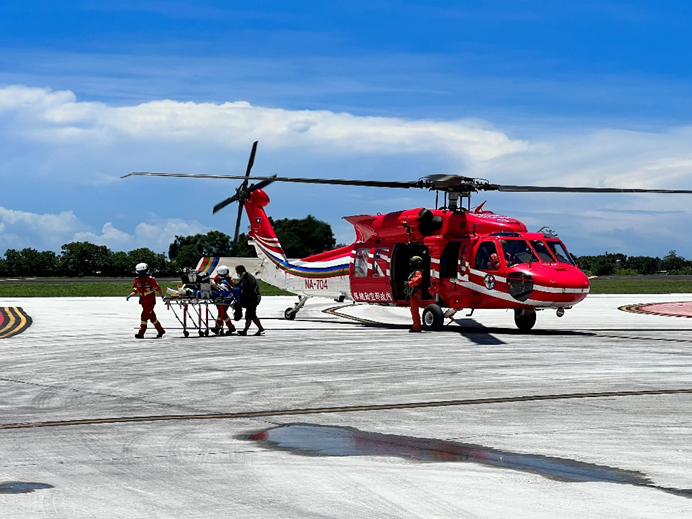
[0,207,85,251]
[3,84,692,257]
[73,222,133,249]
[0,205,211,255]
[0,85,527,164]
[133,218,211,253]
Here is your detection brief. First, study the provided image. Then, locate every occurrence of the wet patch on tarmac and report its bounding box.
[248,424,692,498]
[0,482,53,494]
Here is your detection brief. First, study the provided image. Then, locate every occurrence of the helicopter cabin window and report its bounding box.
[353,248,369,278]
[546,241,575,265]
[500,239,538,266]
[475,241,500,271]
[459,245,469,272]
[372,247,390,278]
[440,242,461,278]
[530,240,557,262]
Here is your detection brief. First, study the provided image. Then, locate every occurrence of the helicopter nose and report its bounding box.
[541,266,590,304]
[509,265,589,305]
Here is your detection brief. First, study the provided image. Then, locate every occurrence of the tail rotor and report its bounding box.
[212,141,276,242]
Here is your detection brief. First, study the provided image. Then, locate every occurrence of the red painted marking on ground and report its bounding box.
[639,302,692,317]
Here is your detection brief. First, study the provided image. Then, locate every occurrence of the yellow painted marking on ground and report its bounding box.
[0,307,18,339]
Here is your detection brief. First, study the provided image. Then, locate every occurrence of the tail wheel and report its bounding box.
[514,308,537,330]
[422,304,444,331]
[284,308,297,320]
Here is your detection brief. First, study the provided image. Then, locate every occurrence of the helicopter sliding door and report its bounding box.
[390,243,432,302]
[350,245,394,303]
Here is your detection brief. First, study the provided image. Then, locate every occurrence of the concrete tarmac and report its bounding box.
[1,295,691,518]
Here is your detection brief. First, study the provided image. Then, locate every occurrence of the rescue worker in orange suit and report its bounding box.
[406,256,424,333]
[126,262,166,339]
[211,265,236,335]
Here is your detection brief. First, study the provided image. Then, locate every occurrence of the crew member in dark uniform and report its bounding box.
[235,265,265,336]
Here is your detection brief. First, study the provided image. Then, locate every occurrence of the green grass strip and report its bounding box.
[0,280,292,297]
[588,279,692,294]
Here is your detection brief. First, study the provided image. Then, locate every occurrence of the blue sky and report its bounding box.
[2,0,692,258]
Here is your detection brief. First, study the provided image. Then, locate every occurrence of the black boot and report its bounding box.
[135,333,144,339]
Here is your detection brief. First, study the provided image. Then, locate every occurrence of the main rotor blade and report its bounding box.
[487,184,692,194]
[123,172,427,189]
[213,195,238,214]
[123,172,692,195]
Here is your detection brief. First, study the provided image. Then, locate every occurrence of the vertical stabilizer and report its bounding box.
[244,189,288,264]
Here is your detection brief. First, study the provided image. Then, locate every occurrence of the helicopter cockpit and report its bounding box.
[477,232,576,270]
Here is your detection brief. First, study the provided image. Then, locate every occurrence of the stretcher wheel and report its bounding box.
[184,331,189,338]
[198,330,204,337]
[205,329,210,336]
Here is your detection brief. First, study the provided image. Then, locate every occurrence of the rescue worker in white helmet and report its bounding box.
[126,262,166,339]
[405,256,424,332]
[211,265,236,335]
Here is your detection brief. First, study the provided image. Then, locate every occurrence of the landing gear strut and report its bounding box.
[285,296,309,320]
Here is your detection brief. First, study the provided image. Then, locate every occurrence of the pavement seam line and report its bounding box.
[2,388,691,431]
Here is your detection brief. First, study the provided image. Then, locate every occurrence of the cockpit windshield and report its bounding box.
[546,240,575,265]
[500,239,538,266]
[530,240,556,262]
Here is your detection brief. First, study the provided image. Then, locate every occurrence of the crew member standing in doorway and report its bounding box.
[235,265,265,336]
[406,256,424,333]
[127,262,166,339]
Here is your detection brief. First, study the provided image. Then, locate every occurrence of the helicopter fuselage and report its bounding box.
[245,189,589,329]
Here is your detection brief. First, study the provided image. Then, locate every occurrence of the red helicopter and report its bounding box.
[124,142,692,331]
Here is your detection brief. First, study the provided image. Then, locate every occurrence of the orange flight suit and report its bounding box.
[132,275,164,336]
[407,269,423,331]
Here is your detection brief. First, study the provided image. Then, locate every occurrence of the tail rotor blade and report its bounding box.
[213,195,237,214]
[247,174,278,194]
[233,202,244,242]
[245,141,258,179]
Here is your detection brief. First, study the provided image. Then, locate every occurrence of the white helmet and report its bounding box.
[217,265,229,277]
[135,262,149,276]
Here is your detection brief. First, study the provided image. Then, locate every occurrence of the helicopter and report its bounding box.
[123,141,692,331]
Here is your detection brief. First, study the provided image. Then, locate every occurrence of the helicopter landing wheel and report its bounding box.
[284,308,297,320]
[514,308,536,331]
[422,304,444,331]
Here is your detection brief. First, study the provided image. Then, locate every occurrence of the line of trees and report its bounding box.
[0,215,337,278]
[574,250,692,276]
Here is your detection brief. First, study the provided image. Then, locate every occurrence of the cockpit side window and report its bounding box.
[530,240,557,262]
[500,239,538,266]
[546,241,575,265]
[476,241,500,270]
